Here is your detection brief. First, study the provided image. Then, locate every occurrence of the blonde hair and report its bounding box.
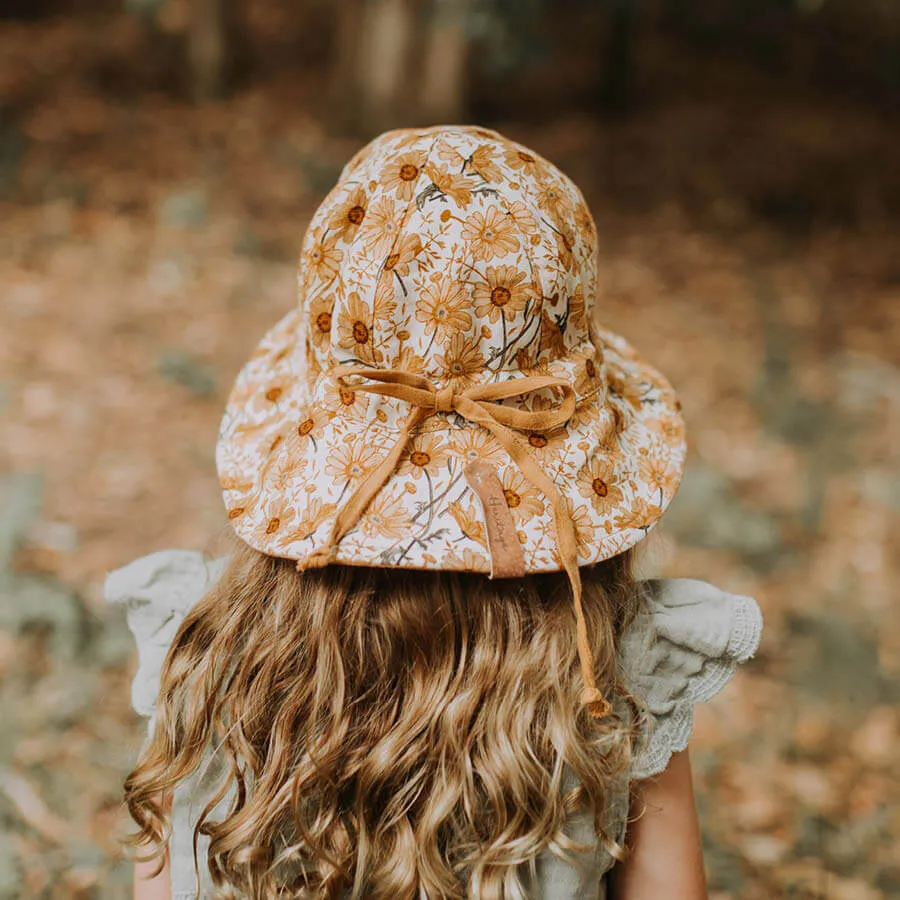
[123,539,641,899]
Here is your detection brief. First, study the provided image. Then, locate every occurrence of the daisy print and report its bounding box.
[467,144,503,182]
[336,292,380,364]
[447,499,487,547]
[461,207,520,261]
[304,228,343,285]
[415,277,473,342]
[443,546,490,573]
[435,333,485,388]
[451,428,505,466]
[576,454,626,517]
[472,266,534,324]
[308,294,334,350]
[358,488,411,541]
[500,468,545,522]
[325,439,383,486]
[286,497,337,545]
[399,432,451,480]
[503,145,542,177]
[382,150,427,201]
[362,196,402,258]
[328,184,368,242]
[420,163,473,208]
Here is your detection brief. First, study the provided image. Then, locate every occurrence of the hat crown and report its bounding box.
[298,126,598,388]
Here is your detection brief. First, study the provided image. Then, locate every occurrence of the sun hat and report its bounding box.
[216,125,686,717]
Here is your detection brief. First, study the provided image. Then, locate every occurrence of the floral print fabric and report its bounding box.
[216,125,686,573]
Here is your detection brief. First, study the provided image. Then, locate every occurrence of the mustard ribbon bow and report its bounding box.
[303,365,612,719]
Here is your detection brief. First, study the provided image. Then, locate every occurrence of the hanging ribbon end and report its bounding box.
[580,686,612,719]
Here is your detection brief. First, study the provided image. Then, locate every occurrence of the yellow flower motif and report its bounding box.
[576,455,625,516]
[500,469,545,521]
[383,233,422,277]
[399,432,450,479]
[325,440,382,483]
[304,229,343,283]
[323,379,371,421]
[646,412,685,443]
[461,207,520,261]
[336,292,379,363]
[567,393,605,434]
[424,163,472,208]
[436,333,485,388]
[567,284,587,331]
[254,495,298,542]
[538,310,566,359]
[524,425,568,461]
[362,196,400,258]
[358,488,410,540]
[415,278,473,339]
[328,184,367,242]
[638,448,679,499]
[472,265,533,323]
[469,144,503,182]
[444,546,490,573]
[614,496,662,532]
[536,179,575,224]
[505,199,538,238]
[514,353,551,378]
[382,151,427,200]
[288,497,336,543]
[308,294,334,349]
[553,227,576,271]
[504,146,542,177]
[566,499,597,558]
[574,200,596,245]
[573,350,603,396]
[394,343,426,375]
[608,363,649,410]
[290,406,331,450]
[451,429,504,465]
[372,272,397,323]
[447,500,487,547]
[435,139,465,168]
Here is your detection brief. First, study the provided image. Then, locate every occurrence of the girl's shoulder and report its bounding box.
[619,578,763,779]
[104,549,227,737]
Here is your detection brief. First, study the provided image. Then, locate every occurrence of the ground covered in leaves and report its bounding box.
[0,11,898,900]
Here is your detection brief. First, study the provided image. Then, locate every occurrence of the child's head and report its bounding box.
[127,125,686,896]
[217,124,684,713]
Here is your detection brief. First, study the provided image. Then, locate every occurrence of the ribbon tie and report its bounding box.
[303,365,612,719]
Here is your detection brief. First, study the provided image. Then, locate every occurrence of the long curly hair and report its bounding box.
[123,538,641,899]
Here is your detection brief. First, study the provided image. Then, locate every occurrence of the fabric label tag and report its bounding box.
[464,462,526,579]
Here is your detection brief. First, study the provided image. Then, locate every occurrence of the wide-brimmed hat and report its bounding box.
[216,125,686,716]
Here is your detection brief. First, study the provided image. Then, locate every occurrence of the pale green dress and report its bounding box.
[106,551,762,900]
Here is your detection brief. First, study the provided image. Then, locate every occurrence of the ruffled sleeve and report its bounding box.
[104,549,228,737]
[621,578,763,780]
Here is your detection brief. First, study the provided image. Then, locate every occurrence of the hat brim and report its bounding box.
[216,311,686,574]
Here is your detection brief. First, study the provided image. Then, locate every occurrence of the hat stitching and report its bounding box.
[363,129,441,305]
[484,173,548,372]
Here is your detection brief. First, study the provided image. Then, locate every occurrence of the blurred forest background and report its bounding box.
[0,0,898,897]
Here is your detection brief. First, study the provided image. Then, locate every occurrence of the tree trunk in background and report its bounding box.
[327,0,470,136]
[357,0,417,132]
[417,0,470,125]
[189,0,227,101]
[329,0,363,131]
[600,0,640,114]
